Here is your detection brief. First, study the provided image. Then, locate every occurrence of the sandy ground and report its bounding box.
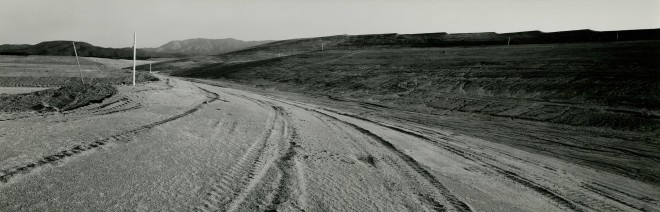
[0,76,658,211]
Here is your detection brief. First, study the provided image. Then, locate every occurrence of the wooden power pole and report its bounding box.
[132,33,136,86]
[72,42,84,84]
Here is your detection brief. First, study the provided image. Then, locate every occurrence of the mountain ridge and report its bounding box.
[145,38,273,56]
[0,41,184,59]
[0,38,274,59]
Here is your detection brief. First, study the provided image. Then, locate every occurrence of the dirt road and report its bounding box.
[1,77,658,211]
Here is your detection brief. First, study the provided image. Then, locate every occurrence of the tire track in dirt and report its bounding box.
[308,106,610,211]
[371,121,626,211]
[229,105,304,212]
[379,156,448,212]
[193,87,307,211]
[582,182,656,211]
[307,111,447,211]
[264,96,470,211]
[196,103,281,211]
[193,89,278,211]
[185,85,304,211]
[288,105,472,212]
[392,123,650,211]
[189,82,652,211]
[268,96,623,211]
[370,122,587,211]
[263,106,307,212]
[0,85,218,184]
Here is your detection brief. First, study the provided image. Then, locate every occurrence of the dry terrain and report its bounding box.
[1,34,658,211]
[168,41,660,187]
[0,76,658,211]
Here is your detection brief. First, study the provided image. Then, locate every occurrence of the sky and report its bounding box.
[1,0,659,48]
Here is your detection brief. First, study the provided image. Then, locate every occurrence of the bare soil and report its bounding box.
[0,76,657,211]
[1,39,658,211]
[0,83,116,112]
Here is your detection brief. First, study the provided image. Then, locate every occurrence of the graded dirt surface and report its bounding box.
[165,40,660,189]
[1,76,658,211]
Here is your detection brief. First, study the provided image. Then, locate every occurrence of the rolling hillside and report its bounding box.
[145,38,273,56]
[140,28,660,74]
[0,41,184,59]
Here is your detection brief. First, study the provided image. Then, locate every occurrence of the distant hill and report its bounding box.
[335,28,660,48]
[0,44,31,53]
[0,41,184,59]
[139,28,660,74]
[207,28,660,61]
[146,38,273,56]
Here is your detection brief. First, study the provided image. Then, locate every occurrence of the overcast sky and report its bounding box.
[1,0,658,48]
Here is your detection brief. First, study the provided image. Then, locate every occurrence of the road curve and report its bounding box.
[1,77,658,211]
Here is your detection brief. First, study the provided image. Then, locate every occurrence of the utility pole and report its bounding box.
[132,33,136,86]
[149,62,152,73]
[72,42,84,84]
[321,43,324,51]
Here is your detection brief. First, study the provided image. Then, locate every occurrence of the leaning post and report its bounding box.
[72,42,84,84]
[132,33,136,86]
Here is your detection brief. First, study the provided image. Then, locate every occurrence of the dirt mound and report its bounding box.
[0,83,117,112]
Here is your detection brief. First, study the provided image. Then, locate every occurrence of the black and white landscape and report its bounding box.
[1,1,659,211]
